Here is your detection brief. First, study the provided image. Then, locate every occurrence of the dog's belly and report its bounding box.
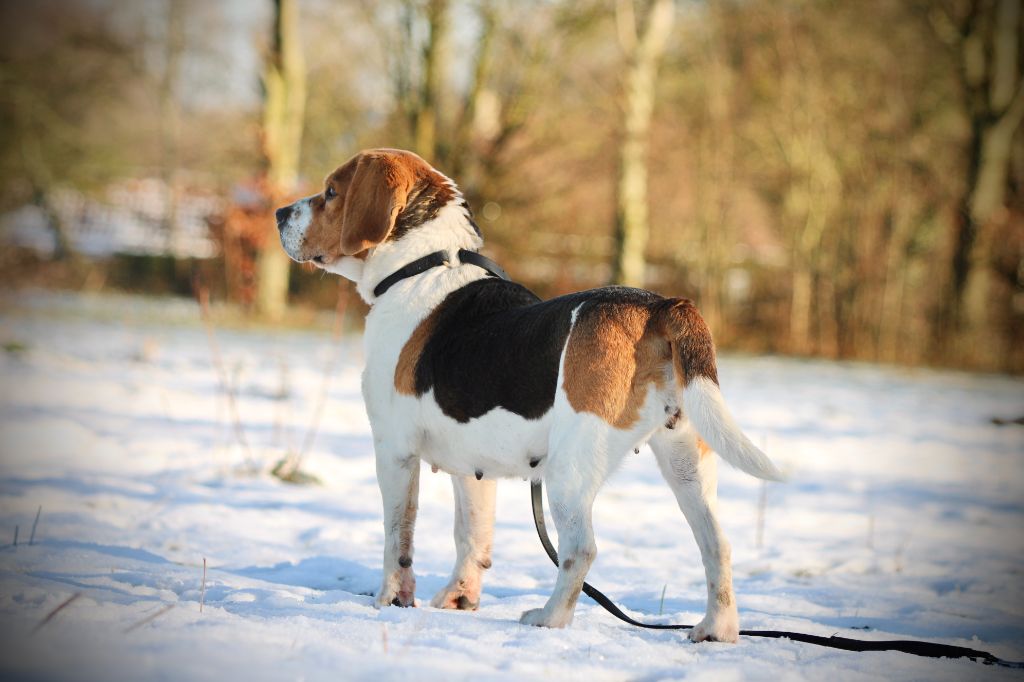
[416,392,552,479]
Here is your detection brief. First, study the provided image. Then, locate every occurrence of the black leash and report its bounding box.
[530,480,1021,667]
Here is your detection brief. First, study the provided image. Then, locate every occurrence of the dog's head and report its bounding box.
[275,148,458,270]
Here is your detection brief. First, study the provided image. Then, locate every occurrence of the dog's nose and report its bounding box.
[275,205,293,231]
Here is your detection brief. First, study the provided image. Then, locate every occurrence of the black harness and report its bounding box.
[373,248,509,298]
[376,249,1020,667]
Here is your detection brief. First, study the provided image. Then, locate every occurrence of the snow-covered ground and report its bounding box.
[0,290,1022,681]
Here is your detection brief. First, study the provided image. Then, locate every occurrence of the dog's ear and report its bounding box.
[340,153,416,255]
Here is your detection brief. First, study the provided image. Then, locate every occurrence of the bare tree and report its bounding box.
[255,0,306,321]
[934,0,1024,363]
[0,2,144,263]
[610,0,675,287]
[414,0,450,162]
[448,0,497,179]
[159,0,185,256]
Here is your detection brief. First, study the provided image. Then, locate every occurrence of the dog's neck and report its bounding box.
[324,186,485,305]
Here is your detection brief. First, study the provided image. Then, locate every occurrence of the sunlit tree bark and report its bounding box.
[413,0,449,162]
[256,0,306,321]
[936,0,1024,364]
[610,0,675,288]
[159,0,184,256]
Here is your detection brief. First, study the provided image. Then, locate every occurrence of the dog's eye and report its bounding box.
[325,186,336,200]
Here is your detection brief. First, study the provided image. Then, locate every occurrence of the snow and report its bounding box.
[0,290,1022,681]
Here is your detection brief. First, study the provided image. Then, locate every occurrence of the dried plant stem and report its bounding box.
[756,480,768,550]
[194,283,253,463]
[29,506,41,545]
[279,284,348,478]
[756,435,769,550]
[31,593,81,634]
[123,604,175,633]
[200,557,207,613]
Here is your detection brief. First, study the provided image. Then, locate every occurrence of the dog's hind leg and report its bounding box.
[649,427,739,642]
[431,474,496,611]
[374,451,420,608]
[520,422,618,628]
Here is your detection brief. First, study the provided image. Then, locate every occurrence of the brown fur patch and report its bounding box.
[395,309,441,395]
[656,299,718,386]
[562,304,672,429]
[696,437,713,458]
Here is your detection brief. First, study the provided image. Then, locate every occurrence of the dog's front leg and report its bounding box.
[431,475,496,610]
[375,451,420,608]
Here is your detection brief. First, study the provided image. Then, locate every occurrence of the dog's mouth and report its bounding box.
[307,253,338,267]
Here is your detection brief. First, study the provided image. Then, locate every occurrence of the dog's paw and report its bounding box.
[430,572,483,611]
[519,607,572,628]
[431,586,480,611]
[688,612,739,643]
[375,591,416,608]
[375,569,416,608]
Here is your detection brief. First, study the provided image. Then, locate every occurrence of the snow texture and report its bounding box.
[0,290,1022,681]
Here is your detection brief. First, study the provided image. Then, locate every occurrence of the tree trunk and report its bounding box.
[610,0,674,287]
[449,0,496,179]
[160,0,184,258]
[31,188,74,262]
[414,0,449,162]
[693,7,736,337]
[789,266,813,355]
[878,199,915,364]
[256,0,306,321]
[941,0,1023,365]
[20,126,78,264]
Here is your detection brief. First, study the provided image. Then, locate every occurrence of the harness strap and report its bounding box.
[530,480,1021,667]
[373,249,509,298]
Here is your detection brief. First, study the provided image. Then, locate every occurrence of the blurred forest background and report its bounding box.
[1,0,1022,372]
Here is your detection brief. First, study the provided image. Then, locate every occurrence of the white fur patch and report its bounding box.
[683,376,785,481]
[322,256,365,281]
[279,195,316,260]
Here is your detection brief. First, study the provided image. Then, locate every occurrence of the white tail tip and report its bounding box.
[683,376,786,482]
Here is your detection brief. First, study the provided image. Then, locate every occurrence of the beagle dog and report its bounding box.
[275,148,783,642]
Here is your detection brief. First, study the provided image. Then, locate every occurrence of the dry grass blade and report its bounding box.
[756,435,769,550]
[200,557,207,613]
[756,480,768,550]
[193,281,253,463]
[29,506,41,545]
[297,287,349,456]
[274,284,349,483]
[123,603,175,634]
[31,593,82,635]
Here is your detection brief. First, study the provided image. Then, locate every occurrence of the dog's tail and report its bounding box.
[654,298,785,482]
